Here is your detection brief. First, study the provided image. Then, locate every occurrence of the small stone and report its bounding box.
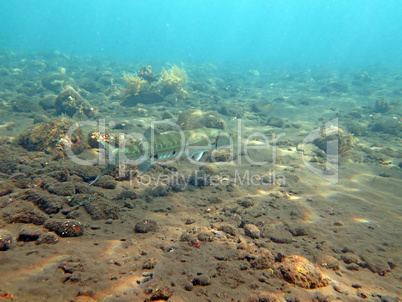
[17,226,43,242]
[197,231,214,242]
[184,283,193,291]
[346,263,360,271]
[134,219,158,233]
[289,227,308,236]
[142,258,156,269]
[149,286,173,300]
[0,230,12,251]
[333,221,344,226]
[192,276,211,286]
[244,224,260,239]
[218,225,237,236]
[278,255,328,289]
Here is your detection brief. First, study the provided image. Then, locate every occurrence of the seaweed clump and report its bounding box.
[160,65,188,97]
[121,65,188,106]
[123,73,148,96]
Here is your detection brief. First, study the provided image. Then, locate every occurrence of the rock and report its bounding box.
[33,114,51,124]
[0,230,12,251]
[250,250,275,270]
[41,73,73,93]
[267,117,286,128]
[313,125,355,154]
[44,219,84,237]
[78,78,100,93]
[178,109,225,130]
[188,170,211,187]
[277,255,328,289]
[3,204,48,225]
[92,175,116,189]
[219,103,244,118]
[148,285,173,301]
[192,276,211,286]
[197,231,214,242]
[22,189,63,214]
[374,97,390,113]
[288,226,308,237]
[315,254,339,271]
[142,258,156,269]
[36,232,59,245]
[340,253,359,264]
[184,283,193,291]
[250,100,273,114]
[244,224,260,239]
[134,219,158,233]
[218,225,237,236]
[19,117,86,154]
[162,111,174,120]
[55,85,94,117]
[17,226,44,242]
[39,94,57,110]
[84,198,119,220]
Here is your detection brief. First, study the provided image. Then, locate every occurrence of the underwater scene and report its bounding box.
[0,1,401,301]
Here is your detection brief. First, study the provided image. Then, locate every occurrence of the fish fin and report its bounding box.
[192,151,204,162]
[89,163,116,186]
[89,137,118,186]
[140,126,159,145]
[137,161,153,173]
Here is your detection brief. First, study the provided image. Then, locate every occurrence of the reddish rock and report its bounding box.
[276,255,328,289]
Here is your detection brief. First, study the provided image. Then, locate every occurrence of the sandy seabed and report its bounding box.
[0,50,401,301]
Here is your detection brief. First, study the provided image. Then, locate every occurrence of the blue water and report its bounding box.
[1,0,401,66]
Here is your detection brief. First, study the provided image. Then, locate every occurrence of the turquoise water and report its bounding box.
[1,0,401,66]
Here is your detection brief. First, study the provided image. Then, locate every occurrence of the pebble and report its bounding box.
[134,219,158,233]
[244,224,260,239]
[218,225,237,236]
[192,276,211,286]
[17,226,43,242]
[0,230,12,251]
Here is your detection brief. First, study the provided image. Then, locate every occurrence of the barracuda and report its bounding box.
[89,128,234,186]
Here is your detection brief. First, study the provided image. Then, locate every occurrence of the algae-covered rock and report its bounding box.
[55,85,94,117]
[374,97,390,113]
[277,255,328,289]
[42,73,74,93]
[178,109,225,130]
[19,117,86,154]
[313,125,356,154]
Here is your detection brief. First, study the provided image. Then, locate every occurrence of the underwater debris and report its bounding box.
[55,85,95,118]
[19,117,86,154]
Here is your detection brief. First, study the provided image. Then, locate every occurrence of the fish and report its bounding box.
[89,127,235,186]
